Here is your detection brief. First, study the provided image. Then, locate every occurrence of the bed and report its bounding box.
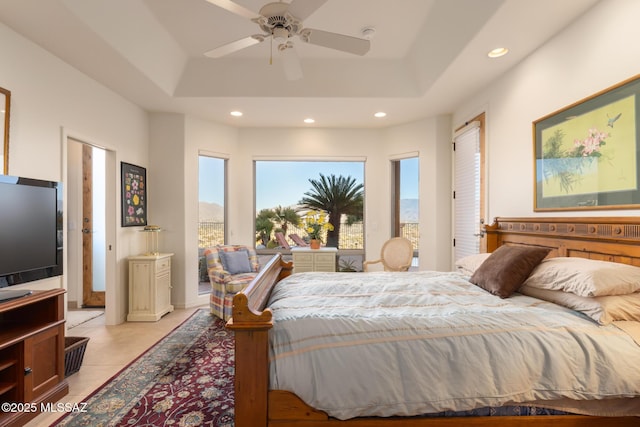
[226,217,640,426]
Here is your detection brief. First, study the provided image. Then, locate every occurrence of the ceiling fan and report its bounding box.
[203,0,371,80]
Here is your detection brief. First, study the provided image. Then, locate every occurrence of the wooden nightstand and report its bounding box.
[291,247,337,273]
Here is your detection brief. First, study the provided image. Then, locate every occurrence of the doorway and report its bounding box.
[81,143,106,307]
[453,113,486,260]
[67,138,113,313]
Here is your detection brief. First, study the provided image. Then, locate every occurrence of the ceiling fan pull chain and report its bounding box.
[270,35,273,65]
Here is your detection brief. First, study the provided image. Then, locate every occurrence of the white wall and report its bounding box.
[453,0,640,221]
[66,139,83,304]
[385,115,452,271]
[185,116,239,308]
[0,22,149,324]
[148,113,240,310]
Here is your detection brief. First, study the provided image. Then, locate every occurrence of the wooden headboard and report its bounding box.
[485,217,640,266]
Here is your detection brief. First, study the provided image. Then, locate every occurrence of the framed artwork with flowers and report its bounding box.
[121,162,147,226]
[534,74,640,211]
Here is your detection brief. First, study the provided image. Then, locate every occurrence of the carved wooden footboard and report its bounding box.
[227,217,640,427]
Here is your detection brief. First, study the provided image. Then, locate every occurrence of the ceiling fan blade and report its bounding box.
[288,0,328,21]
[204,0,259,20]
[204,35,265,58]
[280,45,303,81]
[302,29,370,55]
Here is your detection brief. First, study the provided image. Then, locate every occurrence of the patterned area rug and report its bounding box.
[54,309,234,426]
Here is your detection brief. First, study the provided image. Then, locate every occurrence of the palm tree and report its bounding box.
[273,205,301,237]
[255,209,276,246]
[299,174,363,248]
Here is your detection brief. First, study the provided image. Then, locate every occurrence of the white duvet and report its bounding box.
[267,271,640,420]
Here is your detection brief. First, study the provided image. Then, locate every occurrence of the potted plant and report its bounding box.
[303,210,334,249]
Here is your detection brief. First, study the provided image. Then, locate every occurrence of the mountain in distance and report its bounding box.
[199,202,224,222]
[199,199,418,223]
[400,198,418,222]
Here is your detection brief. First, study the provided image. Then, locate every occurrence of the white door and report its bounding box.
[453,114,485,261]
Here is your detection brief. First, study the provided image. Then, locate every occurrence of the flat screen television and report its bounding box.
[0,175,63,291]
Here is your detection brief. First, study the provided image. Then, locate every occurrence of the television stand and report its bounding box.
[0,289,68,426]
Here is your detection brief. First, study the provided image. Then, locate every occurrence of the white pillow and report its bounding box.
[523,257,640,297]
[454,253,491,276]
[520,284,640,325]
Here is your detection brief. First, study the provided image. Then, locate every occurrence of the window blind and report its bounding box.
[453,123,480,261]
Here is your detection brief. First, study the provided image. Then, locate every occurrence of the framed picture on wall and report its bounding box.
[121,162,147,226]
[1,86,10,175]
[533,74,640,211]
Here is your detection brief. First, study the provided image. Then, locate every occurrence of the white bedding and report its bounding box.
[267,271,640,420]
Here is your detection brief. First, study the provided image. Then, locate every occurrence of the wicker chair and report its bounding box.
[363,237,414,272]
[204,245,260,320]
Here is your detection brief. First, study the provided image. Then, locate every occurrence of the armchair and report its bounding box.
[204,245,260,320]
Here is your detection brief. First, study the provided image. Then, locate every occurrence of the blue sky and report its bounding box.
[400,157,419,199]
[198,156,225,204]
[199,157,418,211]
[256,161,365,211]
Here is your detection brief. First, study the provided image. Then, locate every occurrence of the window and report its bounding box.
[255,160,364,250]
[392,157,419,266]
[198,155,226,294]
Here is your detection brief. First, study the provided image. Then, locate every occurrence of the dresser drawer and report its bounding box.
[293,253,314,263]
[156,257,171,274]
[314,253,335,263]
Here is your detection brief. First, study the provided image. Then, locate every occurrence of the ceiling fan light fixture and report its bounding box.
[230,111,243,117]
[272,26,289,43]
[304,118,315,124]
[374,111,387,118]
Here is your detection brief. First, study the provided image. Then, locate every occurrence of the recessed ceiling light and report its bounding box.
[230,111,243,117]
[374,112,387,118]
[487,47,509,58]
[304,118,315,124]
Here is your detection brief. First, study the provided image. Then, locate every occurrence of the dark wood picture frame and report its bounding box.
[1,86,10,175]
[533,74,640,211]
[121,162,147,227]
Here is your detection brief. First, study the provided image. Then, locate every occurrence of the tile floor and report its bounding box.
[25,305,206,427]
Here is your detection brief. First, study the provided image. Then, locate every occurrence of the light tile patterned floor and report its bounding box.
[25,306,205,427]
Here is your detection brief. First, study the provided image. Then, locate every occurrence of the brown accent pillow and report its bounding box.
[469,245,550,298]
